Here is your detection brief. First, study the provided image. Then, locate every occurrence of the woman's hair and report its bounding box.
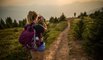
[27,11,37,24]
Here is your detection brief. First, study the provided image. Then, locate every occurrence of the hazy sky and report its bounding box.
[0,0,93,6]
[0,0,103,6]
[0,0,103,20]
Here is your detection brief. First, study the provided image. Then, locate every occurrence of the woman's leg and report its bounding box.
[30,50,36,60]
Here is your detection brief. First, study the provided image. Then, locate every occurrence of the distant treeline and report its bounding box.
[49,13,66,23]
[0,17,26,29]
[0,12,66,29]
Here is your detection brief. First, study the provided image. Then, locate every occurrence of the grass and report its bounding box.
[0,21,68,60]
[44,21,68,48]
[0,28,30,60]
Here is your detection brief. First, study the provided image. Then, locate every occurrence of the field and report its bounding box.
[0,21,68,60]
[0,28,29,60]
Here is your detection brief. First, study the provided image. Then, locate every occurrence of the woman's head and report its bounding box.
[27,11,38,24]
[37,16,45,24]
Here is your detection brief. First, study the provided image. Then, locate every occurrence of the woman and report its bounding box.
[27,11,47,60]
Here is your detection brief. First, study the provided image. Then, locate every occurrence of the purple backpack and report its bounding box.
[19,24,36,49]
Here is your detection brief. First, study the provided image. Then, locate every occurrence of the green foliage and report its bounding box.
[59,13,66,21]
[71,8,103,60]
[6,17,13,28]
[71,18,84,39]
[45,30,60,48]
[78,12,88,18]
[0,17,26,29]
[49,13,66,23]
[54,17,59,23]
[0,28,30,60]
[43,21,68,48]
[13,20,18,27]
[49,17,58,23]
[0,19,6,29]
[19,19,26,27]
[74,12,76,17]
[82,17,103,60]
[55,21,68,31]
[84,8,103,60]
[49,17,54,23]
[22,19,26,26]
[19,21,23,27]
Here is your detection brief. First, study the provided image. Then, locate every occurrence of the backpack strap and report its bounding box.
[31,24,39,49]
[33,29,38,49]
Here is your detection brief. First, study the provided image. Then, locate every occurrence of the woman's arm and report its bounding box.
[42,22,47,30]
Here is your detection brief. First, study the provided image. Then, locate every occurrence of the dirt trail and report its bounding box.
[43,21,70,60]
[42,20,91,60]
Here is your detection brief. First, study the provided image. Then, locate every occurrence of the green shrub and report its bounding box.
[55,21,68,31]
[82,17,103,60]
[71,18,84,39]
[71,16,103,60]
[43,21,68,49]
[0,28,29,60]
